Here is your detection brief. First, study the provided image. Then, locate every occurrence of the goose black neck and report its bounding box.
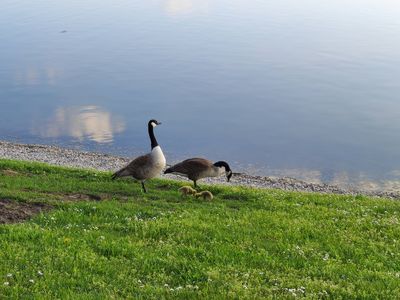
[213,161,231,172]
[148,122,159,149]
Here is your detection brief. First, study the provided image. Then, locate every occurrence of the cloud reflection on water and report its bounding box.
[32,106,125,144]
[14,66,62,86]
[164,0,209,16]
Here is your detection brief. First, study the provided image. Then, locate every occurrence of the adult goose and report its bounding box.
[112,119,166,193]
[164,158,232,187]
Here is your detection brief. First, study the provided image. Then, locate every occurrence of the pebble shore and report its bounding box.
[0,140,399,199]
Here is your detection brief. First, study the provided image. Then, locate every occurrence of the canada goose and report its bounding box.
[195,191,213,200]
[178,186,197,196]
[112,119,166,193]
[164,158,232,187]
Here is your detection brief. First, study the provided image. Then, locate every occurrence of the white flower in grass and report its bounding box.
[318,290,328,296]
[323,253,330,261]
[99,236,105,240]
[176,286,183,290]
[137,279,142,283]
[38,271,43,276]
[4,282,9,286]
[295,245,305,256]
[287,288,297,297]
[164,283,169,287]
[29,279,35,284]
[6,273,12,278]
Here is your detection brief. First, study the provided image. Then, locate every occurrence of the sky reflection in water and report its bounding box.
[31,106,125,144]
[1,0,400,191]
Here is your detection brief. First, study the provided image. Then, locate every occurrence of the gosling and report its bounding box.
[178,186,197,196]
[194,191,214,201]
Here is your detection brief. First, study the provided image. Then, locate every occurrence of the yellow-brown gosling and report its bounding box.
[178,186,197,196]
[194,191,214,200]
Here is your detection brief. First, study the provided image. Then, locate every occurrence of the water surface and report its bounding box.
[1,0,400,191]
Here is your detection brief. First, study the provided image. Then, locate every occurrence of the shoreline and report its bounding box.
[0,140,399,199]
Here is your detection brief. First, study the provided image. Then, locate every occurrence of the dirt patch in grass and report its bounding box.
[1,169,21,176]
[61,193,102,201]
[0,199,52,224]
[20,189,105,202]
[58,192,133,202]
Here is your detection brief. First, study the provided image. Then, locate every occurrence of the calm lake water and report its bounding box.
[1,0,400,191]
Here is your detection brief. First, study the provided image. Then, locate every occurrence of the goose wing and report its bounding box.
[166,158,213,174]
[113,153,152,179]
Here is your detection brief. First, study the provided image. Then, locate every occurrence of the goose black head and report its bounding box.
[148,119,162,127]
[214,161,233,182]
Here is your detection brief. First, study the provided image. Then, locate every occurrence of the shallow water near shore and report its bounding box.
[1,0,400,191]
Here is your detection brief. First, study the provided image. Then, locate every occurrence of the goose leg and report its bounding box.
[193,180,197,188]
[141,181,147,193]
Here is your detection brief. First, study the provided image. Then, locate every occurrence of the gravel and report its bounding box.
[1,140,399,199]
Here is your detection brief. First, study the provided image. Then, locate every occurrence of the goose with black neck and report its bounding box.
[164,158,232,188]
[112,119,166,193]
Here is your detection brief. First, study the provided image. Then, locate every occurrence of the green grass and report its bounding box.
[0,159,399,299]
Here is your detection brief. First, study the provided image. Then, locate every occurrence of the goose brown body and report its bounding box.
[164,158,232,187]
[112,147,165,181]
[112,120,166,192]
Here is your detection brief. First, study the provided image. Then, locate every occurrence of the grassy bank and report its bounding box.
[0,159,399,299]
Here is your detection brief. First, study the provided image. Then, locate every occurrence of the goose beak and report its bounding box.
[157,121,162,125]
